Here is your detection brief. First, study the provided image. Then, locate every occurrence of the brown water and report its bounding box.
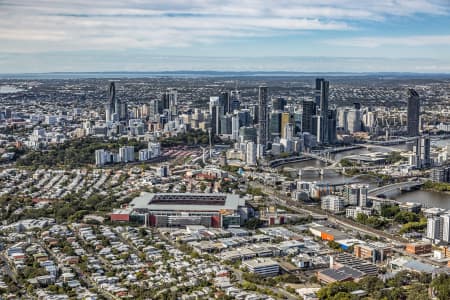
[389,190,450,209]
[286,143,450,209]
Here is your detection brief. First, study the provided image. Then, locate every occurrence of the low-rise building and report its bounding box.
[405,242,432,255]
[242,258,280,277]
[321,195,344,213]
[345,207,372,219]
[317,266,364,284]
[353,243,391,263]
[331,253,378,277]
[309,225,348,241]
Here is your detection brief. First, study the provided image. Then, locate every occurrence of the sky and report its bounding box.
[1,0,450,73]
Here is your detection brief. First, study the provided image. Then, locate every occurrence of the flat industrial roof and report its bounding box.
[243,258,279,268]
[319,268,353,281]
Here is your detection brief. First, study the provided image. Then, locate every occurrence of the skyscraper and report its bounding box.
[160,88,177,120]
[272,97,286,111]
[168,89,178,121]
[258,86,269,148]
[231,114,240,141]
[220,114,232,134]
[246,141,257,166]
[407,89,420,137]
[411,135,431,169]
[161,92,170,110]
[220,92,230,114]
[420,135,431,168]
[120,102,128,121]
[230,89,241,112]
[105,82,116,122]
[315,78,325,106]
[344,184,369,207]
[269,111,282,141]
[114,92,121,121]
[427,217,441,240]
[441,214,450,243]
[301,100,316,134]
[327,109,337,144]
[280,112,294,139]
[108,82,115,117]
[209,96,224,135]
[347,108,361,133]
[119,146,135,163]
[318,79,330,144]
[106,82,127,122]
[149,99,162,121]
[283,123,294,140]
[337,108,349,131]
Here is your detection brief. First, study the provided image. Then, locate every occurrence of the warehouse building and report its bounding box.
[309,225,348,241]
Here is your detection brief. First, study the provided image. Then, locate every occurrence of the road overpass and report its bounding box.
[366,137,418,146]
[360,144,403,152]
[368,180,424,197]
[301,152,336,165]
[269,156,313,168]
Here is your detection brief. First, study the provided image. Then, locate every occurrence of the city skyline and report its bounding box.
[2,2,450,298]
[1,0,450,73]
[1,71,450,299]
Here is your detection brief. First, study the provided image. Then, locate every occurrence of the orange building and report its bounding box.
[354,244,375,260]
[321,232,335,241]
[405,242,432,255]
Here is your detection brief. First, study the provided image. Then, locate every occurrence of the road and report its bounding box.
[0,254,18,284]
[232,266,298,300]
[158,228,298,299]
[368,180,423,197]
[36,236,119,300]
[251,181,448,267]
[253,181,407,241]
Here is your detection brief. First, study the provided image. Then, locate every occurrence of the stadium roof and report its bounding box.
[129,192,245,212]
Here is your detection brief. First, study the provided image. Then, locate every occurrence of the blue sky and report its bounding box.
[1,0,450,73]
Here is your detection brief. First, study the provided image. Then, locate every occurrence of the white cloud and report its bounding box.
[326,35,450,48]
[0,0,448,53]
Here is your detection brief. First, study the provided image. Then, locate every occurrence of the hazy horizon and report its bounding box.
[2,56,450,75]
[1,1,450,73]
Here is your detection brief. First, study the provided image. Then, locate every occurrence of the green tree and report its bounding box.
[358,276,384,293]
[381,205,400,218]
[317,281,359,300]
[431,274,450,300]
[356,213,368,224]
[394,211,419,224]
[244,218,263,230]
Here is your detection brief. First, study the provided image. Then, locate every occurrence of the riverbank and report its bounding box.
[421,181,450,193]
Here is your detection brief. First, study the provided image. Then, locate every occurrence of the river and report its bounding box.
[389,190,450,209]
[282,141,450,209]
[283,159,379,188]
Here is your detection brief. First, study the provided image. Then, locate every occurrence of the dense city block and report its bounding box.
[1,75,450,299]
